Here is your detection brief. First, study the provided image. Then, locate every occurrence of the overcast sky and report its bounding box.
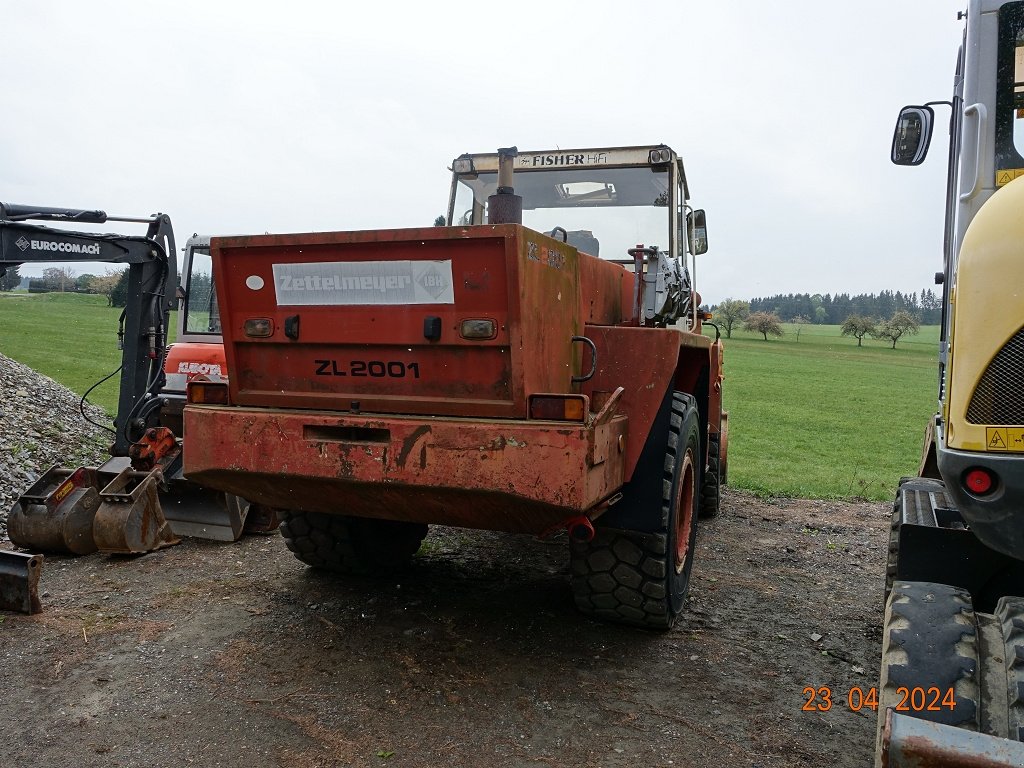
[2,1,966,304]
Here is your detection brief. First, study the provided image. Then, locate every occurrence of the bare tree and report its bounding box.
[743,311,784,341]
[714,299,750,339]
[872,310,920,349]
[41,265,77,292]
[791,315,810,342]
[841,314,877,347]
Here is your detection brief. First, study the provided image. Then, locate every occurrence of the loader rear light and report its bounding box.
[459,319,497,340]
[963,467,996,496]
[244,318,274,337]
[649,149,672,164]
[452,156,476,174]
[529,394,588,422]
[187,380,229,405]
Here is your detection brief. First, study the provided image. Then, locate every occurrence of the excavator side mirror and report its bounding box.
[687,209,708,255]
[891,105,934,166]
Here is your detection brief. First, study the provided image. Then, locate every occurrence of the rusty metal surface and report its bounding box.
[882,710,1024,767]
[7,466,99,555]
[184,407,627,534]
[580,324,701,481]
[211,225,584,419]
[92,468,180,554]
[0,550,44,614]
[128,427,178,472]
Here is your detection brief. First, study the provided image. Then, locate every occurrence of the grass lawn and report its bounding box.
[0,294,938,501]
[0,292,176,416]
[715,322,937,500]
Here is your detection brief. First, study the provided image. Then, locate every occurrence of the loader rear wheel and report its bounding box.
[570,392,700,630]
[699,430,722,518]
[279,511,427,575]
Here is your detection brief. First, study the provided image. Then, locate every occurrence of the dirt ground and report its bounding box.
[0,488,889,768]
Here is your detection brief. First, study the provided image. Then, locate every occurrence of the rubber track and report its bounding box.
[881,581,980,731]
[885,477,953,600]
[996,596,1024,741]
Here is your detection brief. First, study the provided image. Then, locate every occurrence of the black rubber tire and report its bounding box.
[699,430,722,519]
[875,580,981,766]
[279,511,427,575]
[570,392,700,630]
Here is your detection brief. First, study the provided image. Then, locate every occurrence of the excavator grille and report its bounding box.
[966,326,1024,425]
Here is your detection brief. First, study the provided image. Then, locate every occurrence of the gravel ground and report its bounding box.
[1,355,890,767]
[0,351,108,538]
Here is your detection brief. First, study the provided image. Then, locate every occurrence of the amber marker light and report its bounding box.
[529,394,587,421]
[187,381,229,405]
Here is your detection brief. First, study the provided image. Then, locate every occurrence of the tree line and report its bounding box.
[1,264,133,307]
[713,299,923,348]
[732,289,942,326]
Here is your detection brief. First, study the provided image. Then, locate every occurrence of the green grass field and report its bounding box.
[716,322,937,500]
[0,293,938,501]
[0,292,175,416]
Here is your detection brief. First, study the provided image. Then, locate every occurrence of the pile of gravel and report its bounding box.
[0,352,110,540]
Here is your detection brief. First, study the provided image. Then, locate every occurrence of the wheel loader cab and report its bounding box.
[447,146,692,266]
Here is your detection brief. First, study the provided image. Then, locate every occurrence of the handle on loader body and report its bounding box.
[571,336,597,383]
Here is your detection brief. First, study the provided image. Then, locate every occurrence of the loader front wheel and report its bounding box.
[570,392,700,630]
[280,512,427,575]
[699,430,722,518]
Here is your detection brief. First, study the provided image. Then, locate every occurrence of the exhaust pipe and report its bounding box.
[487,146,522,225]
[566,515,595,543]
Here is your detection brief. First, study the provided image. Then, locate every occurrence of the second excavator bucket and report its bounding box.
[7,466,100,555]
[92,467,180,555]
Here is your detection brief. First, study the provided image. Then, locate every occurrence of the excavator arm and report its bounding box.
[0,202,176,455]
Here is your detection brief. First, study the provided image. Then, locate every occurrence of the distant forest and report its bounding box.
[721,289,942,325]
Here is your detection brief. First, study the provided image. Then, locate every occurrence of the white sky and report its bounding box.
[2,1,966,304]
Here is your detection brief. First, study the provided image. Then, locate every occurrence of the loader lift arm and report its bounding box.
[0,202,177,456]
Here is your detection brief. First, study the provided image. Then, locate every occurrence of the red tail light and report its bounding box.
[964,468,995,495]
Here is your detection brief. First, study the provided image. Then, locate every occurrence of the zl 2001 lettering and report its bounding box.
[314,360,420,379]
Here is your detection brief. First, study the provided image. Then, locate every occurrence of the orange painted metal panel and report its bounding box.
[211,225,584,418]
[580,325,710,480]
[183,405,628,534]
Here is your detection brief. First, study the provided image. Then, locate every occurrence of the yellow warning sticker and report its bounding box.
[996,168,1024,186]
[986,427,1024,452]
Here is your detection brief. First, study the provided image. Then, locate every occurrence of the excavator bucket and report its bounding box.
[91,467,180,555]
[161,483,250,542]
[7,466,100,555]
[0,550,44,614]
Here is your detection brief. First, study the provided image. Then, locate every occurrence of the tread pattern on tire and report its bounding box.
[699,431,721,519]
[280,511,426,575]
[570,529,671,627]
[570,392,698,630]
